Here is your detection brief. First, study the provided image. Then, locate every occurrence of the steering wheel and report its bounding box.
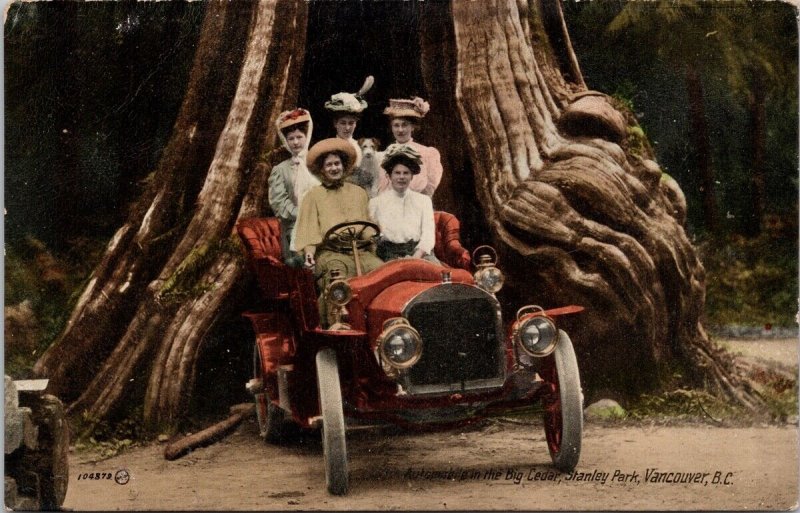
[322,221,381,253]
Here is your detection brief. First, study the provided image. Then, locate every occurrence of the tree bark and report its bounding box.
[448,0,761,407]
[36,0,307,429]
[686,64,719,233]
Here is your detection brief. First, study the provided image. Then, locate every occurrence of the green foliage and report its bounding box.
[700,230,798,328]
[610,84,637,113]
[627,389,741,423]
[565,0,798,236]
[72,438,136,462]
[628,355,796,423]
[744,365,798,422]
[626,125,648,157]
[72,406,145,460]
[599,379,795,425]
[606,1,741,77]
[608,84,653,159]
[5,238,106,377]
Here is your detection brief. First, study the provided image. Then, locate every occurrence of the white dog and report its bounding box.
[348,137,383,198]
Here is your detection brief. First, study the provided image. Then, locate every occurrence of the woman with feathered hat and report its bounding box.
[324,76,374,169]
[267,108,319,263]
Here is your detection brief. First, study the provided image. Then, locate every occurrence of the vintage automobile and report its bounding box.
[237,212,584,495]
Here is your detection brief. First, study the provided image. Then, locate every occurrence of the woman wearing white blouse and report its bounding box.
[369,145,439,263]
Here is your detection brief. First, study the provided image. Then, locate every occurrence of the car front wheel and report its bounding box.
[542,330,583,472]
[316,347,348,495]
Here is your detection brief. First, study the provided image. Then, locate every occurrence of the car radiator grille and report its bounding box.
[402,285,504,395]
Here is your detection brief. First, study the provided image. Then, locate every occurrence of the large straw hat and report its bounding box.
[277,108,311,130]
[306,138,358,177]
[383,97,430,119]
[381,144,422,175]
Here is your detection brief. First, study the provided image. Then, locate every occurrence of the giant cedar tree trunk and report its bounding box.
[441,0,760,407]
[35,0,308,429]
[37,0,761,431]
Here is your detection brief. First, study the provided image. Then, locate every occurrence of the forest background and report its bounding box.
[4,1,798,419]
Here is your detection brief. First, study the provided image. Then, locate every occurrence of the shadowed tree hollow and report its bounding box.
[34,0,763,431]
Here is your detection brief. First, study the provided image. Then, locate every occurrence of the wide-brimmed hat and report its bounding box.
[306,138,358,177]
[325,92,367,116]
[324,76,374,116]
[381,144,422,175]
[383,97,430,119]
[277,108,311,130]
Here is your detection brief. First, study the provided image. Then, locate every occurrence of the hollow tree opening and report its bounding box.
[299,2,426,143]
[297,1,490,246]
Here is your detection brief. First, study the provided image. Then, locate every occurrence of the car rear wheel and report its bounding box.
[542,330,583,472]
[253,346,295,443]
[316,347,348,496]
[255,393,295,443]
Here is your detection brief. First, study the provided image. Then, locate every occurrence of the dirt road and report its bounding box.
[64,418,797,511]
[65,338,798,510]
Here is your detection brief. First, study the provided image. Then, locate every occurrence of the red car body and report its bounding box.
[236,211,584,495]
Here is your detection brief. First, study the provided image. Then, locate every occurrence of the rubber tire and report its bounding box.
[316,348,348,495]
[253,346,296,444]
[255,393,293,443]
[544,330,583,472]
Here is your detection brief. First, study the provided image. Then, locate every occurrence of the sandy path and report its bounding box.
[64,419,798,511]
[64,338,799,510]
[720,338,798,370]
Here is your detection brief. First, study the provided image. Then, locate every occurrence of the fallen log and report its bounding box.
[163,403,254,461]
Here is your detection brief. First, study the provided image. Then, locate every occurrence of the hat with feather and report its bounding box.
[324,76,374,116]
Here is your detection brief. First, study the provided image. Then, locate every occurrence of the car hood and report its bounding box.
[347,259,473,342]
[365,281,490,346]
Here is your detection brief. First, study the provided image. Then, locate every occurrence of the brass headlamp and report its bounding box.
[472,246,504,294]
[376,317,423,370]
[325,268,352,330]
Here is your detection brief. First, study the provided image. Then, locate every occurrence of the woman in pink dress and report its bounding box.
[377,97,443,198]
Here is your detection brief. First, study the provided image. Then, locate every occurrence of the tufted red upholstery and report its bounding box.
[349,259,473,315]
[236,217,283,263]
[433,211,471,270]
[236,217,289,298]
[237,212,472,299]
